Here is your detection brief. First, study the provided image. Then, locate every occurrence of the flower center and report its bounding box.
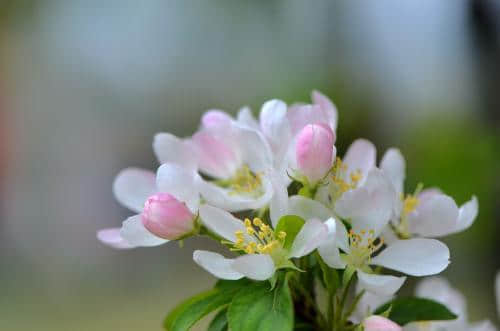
[395,184,423,238]
[329,157,363,201]
[344,229,384,269]
[230,218,287,256]
[223,165,263,197]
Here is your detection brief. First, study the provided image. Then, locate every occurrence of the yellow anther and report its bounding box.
[244,218,252,227]
[253,218,263,226]
[246,227,255,235]
[402,195,419,216]
[278,231,287,240]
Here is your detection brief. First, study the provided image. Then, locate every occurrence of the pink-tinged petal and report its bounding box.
[231,254,275,281]
[193,250,244,280]
[363,315,402,331]
[380,148,406,195]
[141,193,196,240]
[120,214,168,247]
[451,196,478,234]
[197,175,273,212]
[153,133,198,171]
[408,194,459,237]
[343,139,376,183]
[335,168,394,237]
[97,228,134,249]
[156,163,199,212]
[371,239,450,276]
[113,168,156,213]
[289,219,328,258]
[236,106,259,130]
[295,124,336,184]
[198,204,250,243]
[311,90,338,131]
[201,110,233,129]
[191,129,241,179]
[357,271,406,296]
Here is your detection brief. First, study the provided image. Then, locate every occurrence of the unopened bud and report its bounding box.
[363,316,401,331]
[296,123,335,184]
[141,193,196,240]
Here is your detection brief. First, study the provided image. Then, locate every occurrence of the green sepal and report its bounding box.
[208,309,228,331]
[275,215,306,250]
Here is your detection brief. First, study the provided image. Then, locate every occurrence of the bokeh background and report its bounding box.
[1,1,499,330]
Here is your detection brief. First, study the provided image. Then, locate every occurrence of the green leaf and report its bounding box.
[275,215,305,250]
[164,279,250,331]
[208,309,228,331]
[374,297,458,326]
[228,279,294,331]
[316,253,340,294]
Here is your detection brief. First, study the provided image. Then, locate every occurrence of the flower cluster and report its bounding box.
[97,91,497,331]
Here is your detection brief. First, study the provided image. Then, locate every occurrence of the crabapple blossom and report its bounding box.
[364,315,402,331]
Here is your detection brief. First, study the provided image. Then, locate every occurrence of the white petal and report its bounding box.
[258,99,291,166]
[357,271,406,296]
[156,163,200,212]
[408,194,459,237]
[269,172,289,227]
[199,204,251,242]
[311,90,338,131]
[451,196,478,234]
[231,254,275,281]
[198,175,273,212]
[234,123,273,173]
[371,239,450,276]
[289,219,328,258]
[287,195,332,221]
[469,320,498,331]
[343,139,376,183]
[318,242,346,269]
[335,168,394,237]
[380,148,406,195]
[153,133,197,171]
[236,106,259,131]
[335,219,350,252]
[113,168,156,213]
[97,228,135,249]
[353,290,393,324]
[120,214,168,247]
[193,250,244,280]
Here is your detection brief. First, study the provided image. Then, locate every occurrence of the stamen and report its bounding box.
[226,218,287,256]
[346,229,385,268]
[227,165,263,197]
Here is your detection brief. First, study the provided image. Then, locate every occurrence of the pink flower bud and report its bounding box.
[363,316,402,331]
[295,123,335,183]
[141,193,196,240]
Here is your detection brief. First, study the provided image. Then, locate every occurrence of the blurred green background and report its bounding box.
[0,1,499,330]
